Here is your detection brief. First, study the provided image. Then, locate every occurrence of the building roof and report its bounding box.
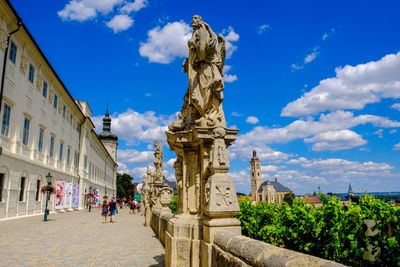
[258,178,292,193]
[302,196,322,204]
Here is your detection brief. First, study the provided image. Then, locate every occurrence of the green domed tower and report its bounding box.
[98,108,118,162]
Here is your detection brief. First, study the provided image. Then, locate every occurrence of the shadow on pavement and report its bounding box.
[148,254,165,267]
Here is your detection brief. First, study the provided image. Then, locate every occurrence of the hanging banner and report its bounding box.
[95,189,99,205]
[72,184,79,208]
[55,181,64,209]
[64,182,72,208]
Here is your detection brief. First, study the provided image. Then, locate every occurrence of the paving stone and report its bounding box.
[0,208,165,266]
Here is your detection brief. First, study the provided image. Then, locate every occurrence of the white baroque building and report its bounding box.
[0,0,118,220]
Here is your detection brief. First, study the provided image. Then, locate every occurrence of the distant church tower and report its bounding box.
[250,149,262,200]
[348,183,354,198]
[98,108,118,162]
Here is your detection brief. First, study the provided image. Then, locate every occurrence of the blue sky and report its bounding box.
[11,0,400,194]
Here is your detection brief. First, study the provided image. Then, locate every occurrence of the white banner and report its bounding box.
[64,182,73,209]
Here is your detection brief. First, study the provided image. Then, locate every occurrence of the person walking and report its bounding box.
[101,200,108,223]
[108,197,117,223]
[129,200,136,214]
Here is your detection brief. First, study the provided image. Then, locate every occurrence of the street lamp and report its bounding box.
[88,186,92,212]
[44,172,52,222]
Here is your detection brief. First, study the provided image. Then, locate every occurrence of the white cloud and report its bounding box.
[231,111,243,117]
[246,116,259,124]
[322,28,335,41]
[229,142,291,163]
[145,93,152,97]
[282,52,400,117]
[223,26,239,58]
[58,0,123,21]
[304,47,319,64]
[139,21,192,64]
[223,65,238,83]
[389,129,397,134]
[257,24,270,34]
[274,170,328,185]
[261,165,279,173]
[120,0,148,13]
[106,14,134,33]
[228,170,249,186]
[391,103,400,111]
[304,129,367,151]
[374,129,383,138]
[223,74,237,83]
[93,108,174,144]
[118,149,153,164]
[165,158,176,167]
[288,157,394,172]
[291,63,303,71]
[394,143,400,150]
[236,110,400,145]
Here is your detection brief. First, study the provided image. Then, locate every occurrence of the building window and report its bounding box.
[28,64,34,83]
[22,117,30,146]
[53,95,58,109]
[35,180,40,201]
[67,148,71,165]
[0,173,4,202]
[9,41,17,64]
[70,114,73,125]
[63,105,66,118]
[74,152,79,167]
[77,123,81,133]
[19,177,25,201]
[50,136,55,157]
[84,156,87,170]
[85,129,89,139]
[43,81,47,98]
[1,103,11,136]
[38,128,44,153]
[59,142,64,161]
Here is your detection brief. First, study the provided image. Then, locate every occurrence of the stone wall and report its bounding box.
[212,231,345,267]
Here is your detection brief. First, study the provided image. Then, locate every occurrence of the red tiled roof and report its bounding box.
[302,196,322,204]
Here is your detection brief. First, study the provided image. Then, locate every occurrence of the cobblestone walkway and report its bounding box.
[0,208,165,266]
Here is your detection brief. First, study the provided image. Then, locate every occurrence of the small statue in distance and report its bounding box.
[169,15,227,131]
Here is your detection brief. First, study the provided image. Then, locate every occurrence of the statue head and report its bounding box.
[192,15,203,29]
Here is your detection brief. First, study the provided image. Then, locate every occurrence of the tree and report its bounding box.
[116,173,136,199]
[283,192,296,205]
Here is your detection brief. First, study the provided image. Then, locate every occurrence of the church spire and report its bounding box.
[103,107,111,133]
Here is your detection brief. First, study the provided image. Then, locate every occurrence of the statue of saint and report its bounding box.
[153,141,163,183]
[169,15,226,131]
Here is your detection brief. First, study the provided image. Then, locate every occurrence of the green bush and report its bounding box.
[236,195,400,266]
[169,195,178,214]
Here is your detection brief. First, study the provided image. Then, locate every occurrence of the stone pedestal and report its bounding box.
[165,127,241,267]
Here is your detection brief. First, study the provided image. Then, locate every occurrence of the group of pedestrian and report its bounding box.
[128,199,140,214]
[101,197,117,223]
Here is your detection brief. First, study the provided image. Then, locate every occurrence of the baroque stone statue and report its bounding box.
[169,15,227,131]
[165,15,241,267]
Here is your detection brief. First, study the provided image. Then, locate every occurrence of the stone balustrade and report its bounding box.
[212,231,345,267]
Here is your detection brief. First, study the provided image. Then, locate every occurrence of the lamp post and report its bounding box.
[44,172,52,222]
[88,186,92,212]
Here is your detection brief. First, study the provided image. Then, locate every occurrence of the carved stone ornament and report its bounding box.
[49,92,54,103]
[0,29,7,50]
[160,187,173,207]
[215,184,232,206]
[205,182,211,204]
[36,75,43,91]
[20,56,28,74]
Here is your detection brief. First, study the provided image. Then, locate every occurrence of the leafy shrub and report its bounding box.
[169,196,178,214]
[236,195,400,266]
